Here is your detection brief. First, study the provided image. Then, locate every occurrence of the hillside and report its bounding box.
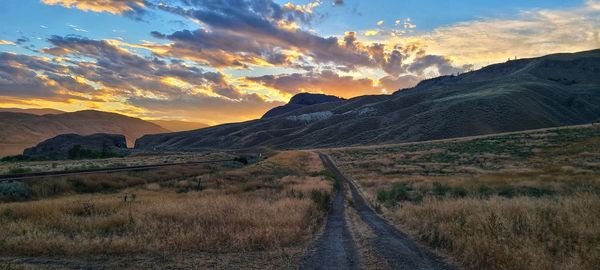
[0,108,64,115]
[0,110,167,156]
[149,120,209,132]
[135,49,600,151]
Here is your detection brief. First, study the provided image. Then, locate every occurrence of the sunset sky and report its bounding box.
[0,0,598,124]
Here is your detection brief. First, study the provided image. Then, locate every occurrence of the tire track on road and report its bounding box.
[299,153,360,270]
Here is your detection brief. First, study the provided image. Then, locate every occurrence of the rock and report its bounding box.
[23,133,128,160]
[262,93,343,118]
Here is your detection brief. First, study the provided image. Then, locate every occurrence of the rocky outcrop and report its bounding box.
[262,93,343,118]
[24,133,128,160]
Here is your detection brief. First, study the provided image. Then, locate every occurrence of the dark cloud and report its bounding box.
[0,52,97,99]
[408,55,463,76]
[42,35,239,98]
[153,0,375,70]
[151,2,464,80]
[0,35,283,123]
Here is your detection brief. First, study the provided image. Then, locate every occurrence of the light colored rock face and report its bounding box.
[357,106,377,116]
[286,111,334,123]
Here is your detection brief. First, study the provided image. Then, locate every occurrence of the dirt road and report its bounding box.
[300,154,455,270]
[299,154,360,269]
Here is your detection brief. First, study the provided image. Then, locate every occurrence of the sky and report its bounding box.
[0,0,598,125]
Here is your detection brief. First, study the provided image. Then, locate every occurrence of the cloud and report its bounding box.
[379,75,421,92]
[41,0,148,17]
[247,70,382,98]
[0,52,95,99]
[153,0,376,70]
[129,93,283,124]
[387,2,600,67]
[0,40,15,45]
[0,35,283,123]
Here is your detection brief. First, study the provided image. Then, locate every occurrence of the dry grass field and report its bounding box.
[0,151,333,268]
[0,151,233,175]
[327,125,600,270]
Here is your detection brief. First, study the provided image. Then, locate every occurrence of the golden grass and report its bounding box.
[0,191,318,255]
[328,126,600,270]
[391,194,600,270]
[0,151,333,257]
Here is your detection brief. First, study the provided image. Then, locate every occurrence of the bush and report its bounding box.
[8,167,32,174]
[432,182,451,197]
[377,183,411,206]
[68,145,122,160]
[1,155,45,162]
[311,190,331,212]
[0,181,31,201]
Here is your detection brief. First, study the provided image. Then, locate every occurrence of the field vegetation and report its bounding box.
[0,151,333,268]
[0,152,233,175]
[328,125,600,270]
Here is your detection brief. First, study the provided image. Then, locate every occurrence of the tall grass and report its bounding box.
[390,194,600,270]
[0,151,332,257]
[329,126,600,269]
[0,191,319,255]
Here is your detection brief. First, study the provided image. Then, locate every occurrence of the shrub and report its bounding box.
[8,167,32,174]
[1,155,44,162]
[377,183,411,206]
[68,145,123,160]
[310,190,331,212]
[432,182,451,197]
[0,181,31,201]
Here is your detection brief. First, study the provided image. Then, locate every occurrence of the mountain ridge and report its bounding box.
[0,110,168,157]
[135,49,600,151]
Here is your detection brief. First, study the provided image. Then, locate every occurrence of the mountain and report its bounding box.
[0,108,64,115]
[149,120,209,132]
[262,93,344,118]
[134,49,600,151]
[0,110,168,157]
[24,133,128,160]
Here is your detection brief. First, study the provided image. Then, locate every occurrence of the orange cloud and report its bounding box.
[41,0,146,15]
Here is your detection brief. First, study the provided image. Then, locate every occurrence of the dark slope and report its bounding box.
[135,49,600,151]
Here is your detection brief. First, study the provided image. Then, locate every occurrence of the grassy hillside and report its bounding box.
[327,124,600,270]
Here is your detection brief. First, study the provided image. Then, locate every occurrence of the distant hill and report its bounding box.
[0,110,168,157]
[262,93,344,118]
[149,120,209,132]
[136,49,600,151]
[0,108,64,115]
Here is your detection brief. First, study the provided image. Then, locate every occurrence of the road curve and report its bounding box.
[318,154,456,270]
[299,154,360,270]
